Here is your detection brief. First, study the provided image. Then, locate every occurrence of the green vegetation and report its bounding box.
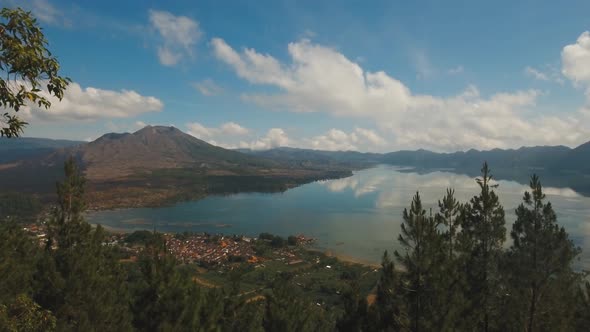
[1,158,589,331]
[0,192,42,222]
[0,7,69,137]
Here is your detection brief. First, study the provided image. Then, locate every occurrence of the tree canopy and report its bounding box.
[0,7,69,137]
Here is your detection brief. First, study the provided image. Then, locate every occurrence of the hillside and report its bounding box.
[71,126,278,180]
[252,142,588,175]
[0,137,83,163]
[240,147,382,169]
[0,126,351,209]
[381,145,573,171]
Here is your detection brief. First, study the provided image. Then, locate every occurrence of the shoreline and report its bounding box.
[307,247,380,268]
[96,224,382,268]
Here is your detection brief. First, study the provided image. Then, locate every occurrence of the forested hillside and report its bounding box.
[1,159,588,331]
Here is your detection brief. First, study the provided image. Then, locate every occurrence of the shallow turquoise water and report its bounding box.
[87,165,590,268]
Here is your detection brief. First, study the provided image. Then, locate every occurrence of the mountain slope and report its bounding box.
[382,145,572,170]
[554,141,590,173]
[74,126,276,180]
[0,126,350,209]
[240,147,382,169]
[0,137,83,163]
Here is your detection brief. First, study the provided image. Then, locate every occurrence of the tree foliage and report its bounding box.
[394,192,445,332]
[458,162,506,331]
[503,175,582,330]
[0,7,69,137]
[0,160,588,331]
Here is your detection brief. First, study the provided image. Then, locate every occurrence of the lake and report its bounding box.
[87,165,590,269]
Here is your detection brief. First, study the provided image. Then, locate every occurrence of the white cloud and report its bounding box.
[30,0,60,24]
[4,0,68,26]
[186,121,249,140]
[525,66,549,81]
[447,65,464,75]
[149,10,202,66]
[305,127,386,151]
[221,122,249,135]
[186,122,216,139]
[354,127,387,146]
[192,79,224,96]
[524,65,565,84]
[240,128,290,150]
[157,47,182,66]
[135,121,147,128]
[184,119,388,152]
[308,129,357,151]
[211,38,294,87]
[213,38,590,151]
[20,82,163,121]
[562,31,590,85]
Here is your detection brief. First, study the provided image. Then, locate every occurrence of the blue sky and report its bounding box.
[5,0,590,152]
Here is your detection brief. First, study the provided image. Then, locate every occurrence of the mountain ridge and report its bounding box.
[0,126,352,209]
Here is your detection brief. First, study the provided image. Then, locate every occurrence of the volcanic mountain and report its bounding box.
[64,125,277,180]
[0,126,349,209]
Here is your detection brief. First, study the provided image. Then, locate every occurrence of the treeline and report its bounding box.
[0,192,42,222]
[1,160,589,331]
[337,163,590,331]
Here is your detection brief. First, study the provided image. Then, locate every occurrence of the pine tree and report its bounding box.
[336,278,369,332]
[434,189,467,330]
[0,294,57,332]
[436,189,462,258]
[458,162,506,331]
[129,239,224,331]
[0,222,39,304]
[394,192,444,332]
[369,251,407,331]
[263,274,335,332]
[506,174,581,331]
[33,157,133,331]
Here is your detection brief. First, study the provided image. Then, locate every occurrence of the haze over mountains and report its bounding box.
[3,125,590,173]
[2,125,590,204]
[241,141,590,174]
[0,126,350,208]
[63,126,280,180]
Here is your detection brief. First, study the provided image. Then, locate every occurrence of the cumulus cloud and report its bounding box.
[192,79,224,96]
[183,120,389,152]
[306,127,386,151]
[221,122,249,135]
[525,66,549,81]
[524,65,565,84]
[186,121,249,140]
[20,82,163,121]
[562,31,590,85]
[149,10,202,66]
[213,38,590,151]
[240,128,290,150]
[186,121,289,150]
[308,129,356,151]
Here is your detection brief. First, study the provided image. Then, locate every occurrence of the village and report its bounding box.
[21,222,317,267]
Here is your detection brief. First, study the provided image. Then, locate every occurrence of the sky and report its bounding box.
[4,0,590,152]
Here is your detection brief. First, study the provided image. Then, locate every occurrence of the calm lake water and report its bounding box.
[87,165,590,269]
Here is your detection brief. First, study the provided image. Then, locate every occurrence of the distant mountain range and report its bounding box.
[55,126,281,181]
[2,126,590,205]
[0,137,83,163]
[241,141,590,174]
[0,126,350,209]
[240,141,590,195]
